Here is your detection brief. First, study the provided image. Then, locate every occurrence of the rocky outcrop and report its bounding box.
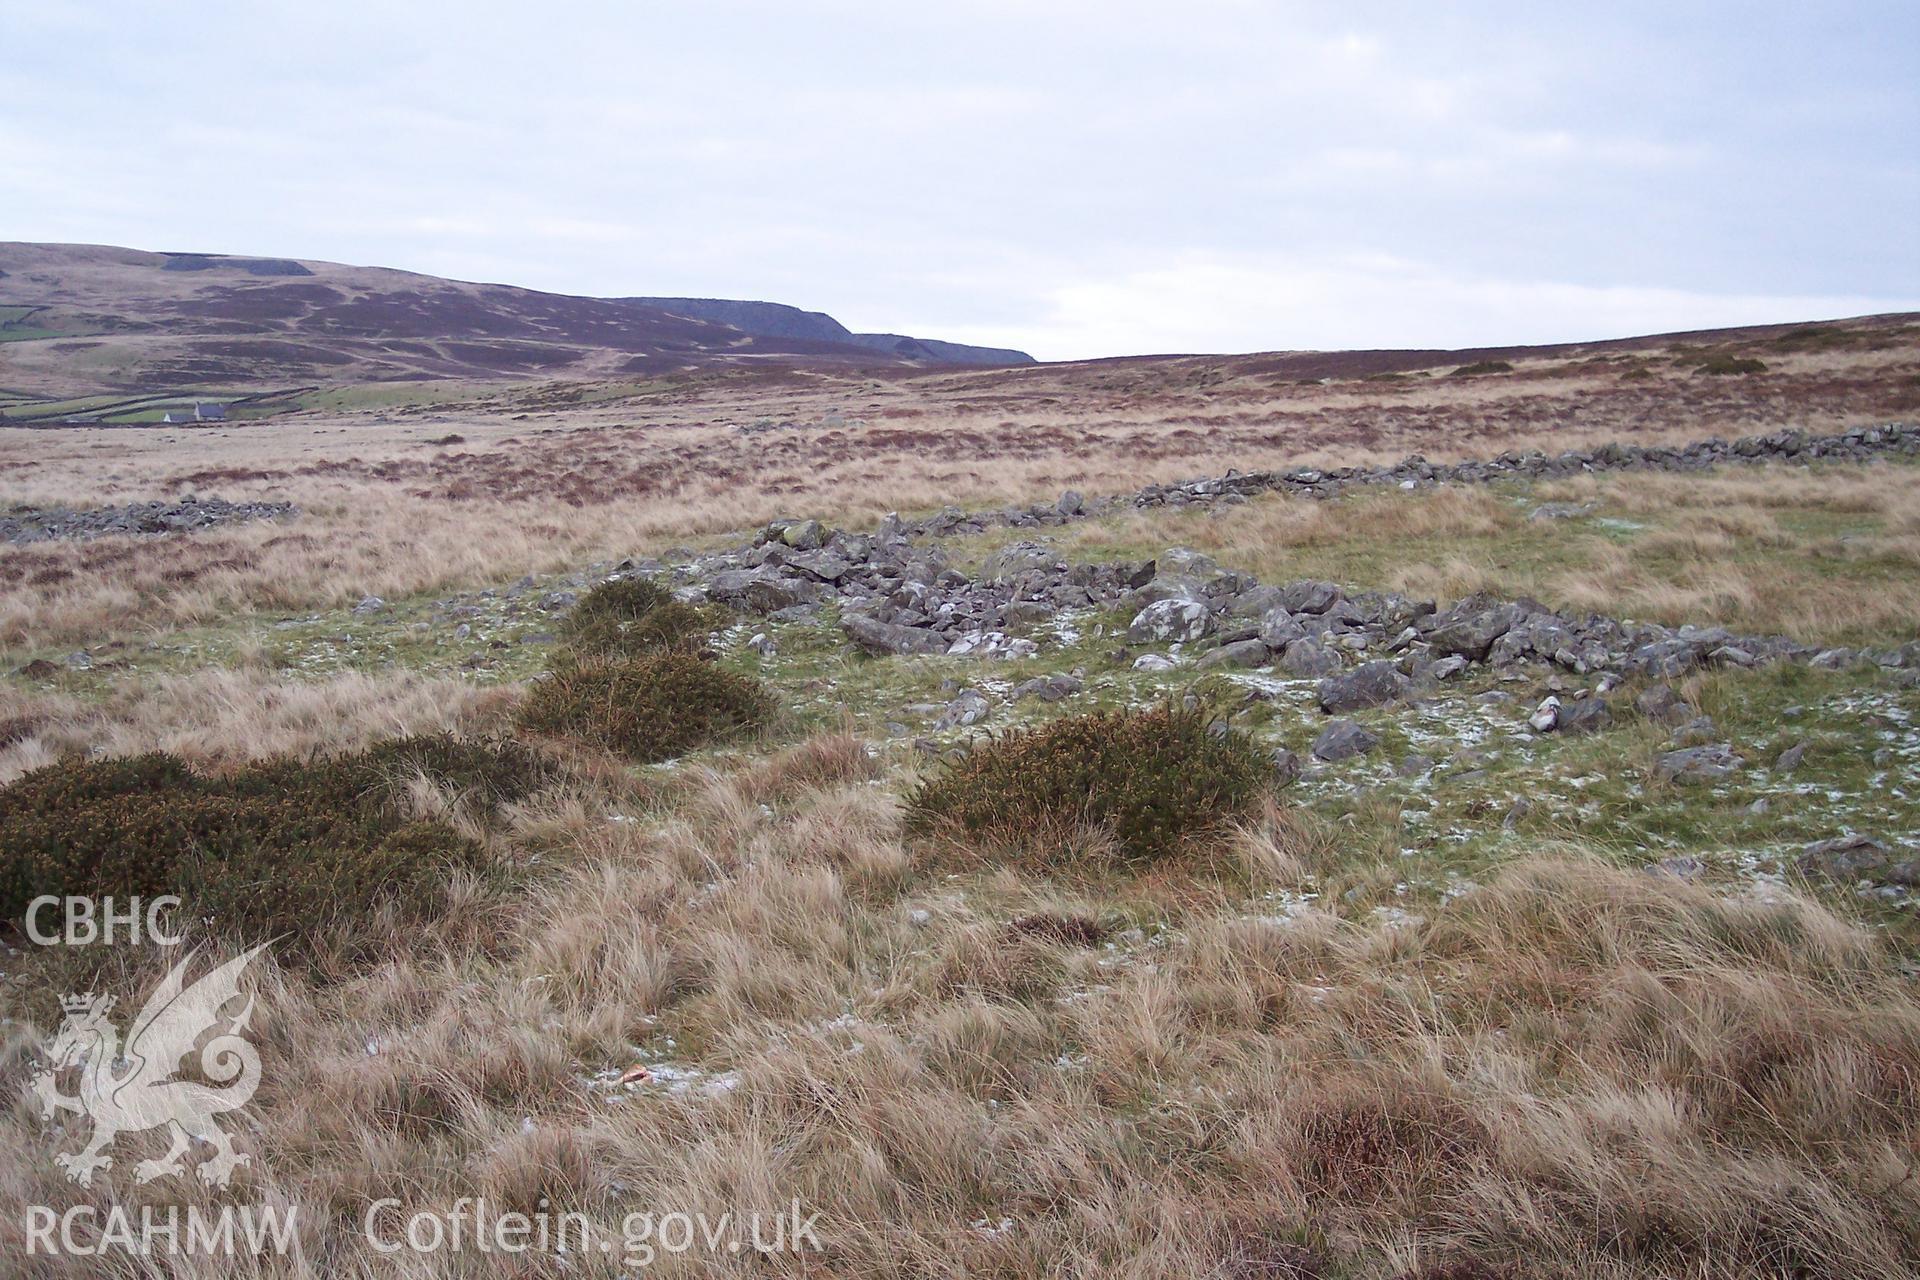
[592,426,1920,703]
[1129,424,1920,513]
[2,497,297,544]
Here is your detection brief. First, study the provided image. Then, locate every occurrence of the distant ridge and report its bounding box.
[0,242,1037,396]
[621,296,1033,366]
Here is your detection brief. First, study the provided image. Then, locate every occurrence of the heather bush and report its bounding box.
[178,819,487,953]
[905,704,1271,863]
[559,577,713,660]
[1450,359,1514,377]
[1695,355,1767,375]
[515,652,774,762]
[0,737,537,952]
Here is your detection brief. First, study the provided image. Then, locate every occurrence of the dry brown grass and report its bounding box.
[3,736,1916,1278]
[5,319,1916,654]
[1050,459,1920,645]
[0,667,518,782]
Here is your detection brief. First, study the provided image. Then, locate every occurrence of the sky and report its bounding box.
[3,1,1917,361]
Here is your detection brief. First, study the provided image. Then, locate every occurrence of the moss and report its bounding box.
[905,703,1272,864]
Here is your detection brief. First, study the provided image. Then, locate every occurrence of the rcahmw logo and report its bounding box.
[23,931,301,1258]
[32,944,267,1188]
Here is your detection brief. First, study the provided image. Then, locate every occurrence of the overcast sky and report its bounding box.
[4,2,1917,360]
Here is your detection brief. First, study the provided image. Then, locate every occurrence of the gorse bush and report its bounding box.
[905,704,1271,863]
[0,735,545,954]
[516,652,774,762]
[559,577,714,660]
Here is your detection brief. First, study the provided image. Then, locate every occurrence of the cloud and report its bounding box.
[1,3,1915,357]
[931,251,1920,361]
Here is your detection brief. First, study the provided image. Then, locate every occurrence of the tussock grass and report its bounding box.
[5,735,1914,1277]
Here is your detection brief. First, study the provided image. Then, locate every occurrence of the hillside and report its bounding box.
[623,296,1035,366]
[0,243,1033,398]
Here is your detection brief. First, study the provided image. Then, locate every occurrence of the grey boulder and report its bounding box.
[1197,639,1271,670]
[843,613,947,656]
[1312,719,1381,762]
[1317,661,1412,714]
[1653,743,1743,785]
[1281,639,1346,679]
[1128,598,1214,644]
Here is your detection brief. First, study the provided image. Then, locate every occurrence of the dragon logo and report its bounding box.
[30,945,267,1189]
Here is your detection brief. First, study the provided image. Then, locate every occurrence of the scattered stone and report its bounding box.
[1013,674,1082,702]
[1281,639,1345,679]
[1132,653,1177,672]
[1654,743,1744,785]
[1670,715,1720,746]
[1774,742,1807,772]
[1426,598,1527,661]
[0,496,298,544]
[1158,547,1220,578]
[1557,696,1612,736]
[1710,644,1759,668]
[778,519,826,550]
[844,613,947,656]
[945,632,1037,659]
[1198,639,1271,670]
[1634,684,1693,725]
[934,689,991,731]
[1528,695,1561,733]
[1278,580,1343,614]
[1127,598,1213,644]
[1312,719,1380,762]
[1796,835,1919,888]
[1318,661,1412,714]
[1396,753,1434,778]
[708,569,816,613]
[785,550,851,582]
[1004,600,1057,628]
[1226,585,1288,619]
[1646,856,1705,880]
[1256,607,1307,649]
[1271,748,1302,787]
[352,596,386,616]
[1529,501,1595,521]
[981,542,1060,584]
